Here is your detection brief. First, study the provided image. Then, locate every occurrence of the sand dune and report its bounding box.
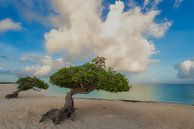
[0,84,194,129]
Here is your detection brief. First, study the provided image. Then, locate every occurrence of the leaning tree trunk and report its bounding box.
[5,87,40,99]
[40,86,95,124]
[5,89,22,99]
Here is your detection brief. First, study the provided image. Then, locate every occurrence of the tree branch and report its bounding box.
[71,86,96,95]
[32,87,41,91]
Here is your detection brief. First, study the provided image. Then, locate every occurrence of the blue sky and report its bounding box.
[0,0,194,83]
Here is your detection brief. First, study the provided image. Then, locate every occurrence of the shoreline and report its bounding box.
[1,84,194,129]
[1,84,194,107]
[74,97,194,107]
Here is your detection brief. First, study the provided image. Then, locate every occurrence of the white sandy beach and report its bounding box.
[0,84,194,129]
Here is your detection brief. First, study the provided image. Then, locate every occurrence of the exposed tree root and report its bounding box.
[5,90,20,99]
[40,86,96,124]
[40,90,75,124]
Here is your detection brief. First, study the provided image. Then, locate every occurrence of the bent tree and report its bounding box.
[40,57,130,124]
[5,77,48,99]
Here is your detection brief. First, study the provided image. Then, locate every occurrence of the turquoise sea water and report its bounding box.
[48,84,194,105]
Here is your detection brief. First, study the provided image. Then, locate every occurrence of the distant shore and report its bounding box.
[0,82,16,84]
[0,84,194,129]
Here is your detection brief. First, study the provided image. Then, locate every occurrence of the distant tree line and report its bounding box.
[0,82,16,84]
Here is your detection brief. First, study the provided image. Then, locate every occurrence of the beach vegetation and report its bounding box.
[40,57,130,124]
[5,77,48,99]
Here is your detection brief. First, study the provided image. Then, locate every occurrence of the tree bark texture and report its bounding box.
[39,86,95,124]
[5,89,22,99]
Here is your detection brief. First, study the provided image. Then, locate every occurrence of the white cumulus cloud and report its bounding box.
[44,0,171,73]
[175,59,194,79]
[18,54,68,77]
[0,18,23,32]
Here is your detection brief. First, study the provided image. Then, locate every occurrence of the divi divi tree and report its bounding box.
[5,77,48,99]
[40,57,130,124]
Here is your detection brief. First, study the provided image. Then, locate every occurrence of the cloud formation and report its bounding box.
[173,0,184,9]
[0,0,54,28]
[0,18,23,32]
[44,0,171,73]
[0,65,11,75]
[0,69,11,75]
[175,59,194,79]
[18,54,67,77]
[143,0,162,9]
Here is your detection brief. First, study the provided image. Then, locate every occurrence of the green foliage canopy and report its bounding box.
[16,76,49,91]
[50,57,129,93]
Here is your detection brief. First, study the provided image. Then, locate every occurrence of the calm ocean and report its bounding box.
[48,84,194,105]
